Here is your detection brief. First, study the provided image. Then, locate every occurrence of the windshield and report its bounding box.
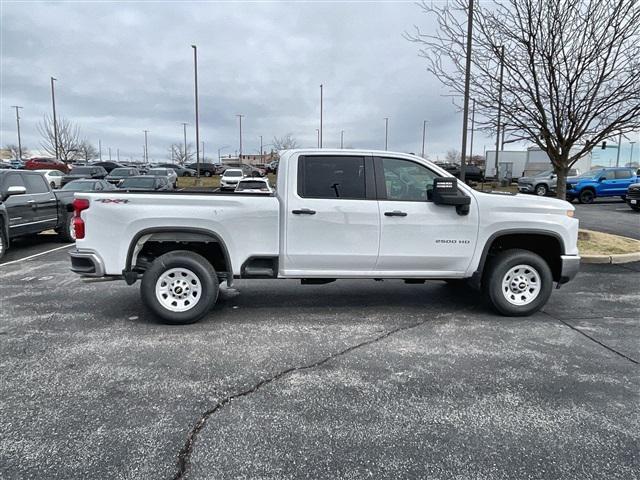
[237,180,268,190]
[110,168,131,176]
[534,169,553,177]
[62,181,96,191]
[120,177,155,188]
[71,167,94,174]
[574,169,602,179]
[224,170,243,177]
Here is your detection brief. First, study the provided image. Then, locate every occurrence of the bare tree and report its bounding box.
[445,149,461,163]
[168,143,195,165]
[37,115,84,162]
[78,140,98,162]
[4,144,29,159]
[272,133,299,151]
[407,0,640,198]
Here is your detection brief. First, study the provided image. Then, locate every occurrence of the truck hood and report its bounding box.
[475,190,574,214]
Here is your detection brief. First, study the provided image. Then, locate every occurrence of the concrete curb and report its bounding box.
[581,251,640,264]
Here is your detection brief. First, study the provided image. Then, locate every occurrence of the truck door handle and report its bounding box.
[292,208,316,215]
[384,210,407,217]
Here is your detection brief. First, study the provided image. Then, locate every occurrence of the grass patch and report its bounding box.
[578,229,640,256]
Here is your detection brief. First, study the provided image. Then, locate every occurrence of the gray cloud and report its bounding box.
[1,1,498,162]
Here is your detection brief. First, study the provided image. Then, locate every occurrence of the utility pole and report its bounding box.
[108,147,112,161]
[192,45,200,178]
[384,117,389,151]
[143,130,149,164]
[181,123,188,164]
[237,114,244,159]
[469,98,476,160]
[260,135,263,157]
[316,128,320,148]
[50,77,59,159]
[459,0,475,183]
[117,148,120,162]
[10,105,23,159]
[494,45,505,179]
[340,130,344,149]
[421,120,427,158]
[615,132,622,167]
[99,139,102,160]
[319,84,323,148]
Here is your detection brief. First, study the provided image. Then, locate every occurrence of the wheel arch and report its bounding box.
[473,229,565,285]
[124,227,232,284]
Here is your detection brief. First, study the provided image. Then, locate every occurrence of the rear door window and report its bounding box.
[614,170,632,179]
[297,155,366,199]
[23,174,50,194]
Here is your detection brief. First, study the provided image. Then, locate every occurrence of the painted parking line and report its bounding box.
[0,244,74,267]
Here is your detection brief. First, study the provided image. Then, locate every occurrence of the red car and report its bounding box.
[24,157,70,174]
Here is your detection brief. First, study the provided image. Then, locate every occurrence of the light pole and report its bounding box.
[99,139,102,161]
[191,45,201,178]
[181,122,188,164]
[319,83,323,148]
[218,145,229,163]
[236,114,244,159]
[108,147,112,161]
[421,120,428,158]
[340,130,344,149]
[50,77,59,159]
[384,117,389,150]
[10,105,23,159]
[469,98,476,160]
[615,132,623,167]
[459,0,475,182]
[630,141,636,164]
[494,45,505,179]
[143,130,149,164]
[315,128,320,148]
[117,148,120,162]
[260,135,263,157]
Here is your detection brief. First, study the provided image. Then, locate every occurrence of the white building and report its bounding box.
[485,145,592,179]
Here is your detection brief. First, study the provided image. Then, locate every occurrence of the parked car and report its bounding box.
[61,166,108,187]
[61,179,116,193]
[566,167,639,204]
[156,163,196,177]
[24,157,70,174]
[118,176,173,191]
[626,183,640,212]
[0,162,12,170]
[435,163,484,182]
[234,177,273,193]
[185,162,219,177]
[69,149,580,324]
[106,167,141,185]
[266,160,279,174]
[146,167,178,187]
[518,169,580,196]
[0,170,78,259]
[220,168,245,190]
[35,169,65,189]
[91,161,124,173]
[9,159,25,169]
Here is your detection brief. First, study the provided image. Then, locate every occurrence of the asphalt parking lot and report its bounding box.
[1,205,638,480]
[573,198,640,240]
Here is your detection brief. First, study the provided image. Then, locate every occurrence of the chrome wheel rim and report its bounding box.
[155,268,202,312]
[536,186,546,195]
[501,264,541,306]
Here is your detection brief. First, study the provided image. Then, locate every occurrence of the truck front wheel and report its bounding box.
[140,250,219,324]
[484,249,553,316]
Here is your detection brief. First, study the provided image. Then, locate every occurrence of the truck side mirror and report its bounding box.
[598,176,607,182]
[432,177,471,215]
[4,185,27,199]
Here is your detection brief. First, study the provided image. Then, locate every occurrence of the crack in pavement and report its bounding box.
[169,311,456,480]
[542,311,639,365]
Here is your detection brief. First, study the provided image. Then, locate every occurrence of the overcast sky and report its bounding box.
[0,1,629,164]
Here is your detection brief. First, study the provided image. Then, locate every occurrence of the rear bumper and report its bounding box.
[559,254,580,284]
[69,249,105,277]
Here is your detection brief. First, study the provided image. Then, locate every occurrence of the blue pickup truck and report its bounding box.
[566,167,639,204]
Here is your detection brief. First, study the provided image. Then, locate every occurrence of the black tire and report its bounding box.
[534,184,548,196]
[140,250,218,324]
[56,212,75,243]
[483,249,553,316]
[630,204,640,212]
[50,181,56,189]
[204,171,212,177]
[578,189,595,204]
[0,221,6,261]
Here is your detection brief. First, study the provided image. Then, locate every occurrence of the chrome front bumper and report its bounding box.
[559,255,580,284]
[69,249,105,277]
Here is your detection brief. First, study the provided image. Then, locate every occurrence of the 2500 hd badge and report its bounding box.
[436,239,471,244]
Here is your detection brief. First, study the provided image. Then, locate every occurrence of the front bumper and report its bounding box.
[558,254,580,284]
[69,249,105,277]
[517,184,533,193]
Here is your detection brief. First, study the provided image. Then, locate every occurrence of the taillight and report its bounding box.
[72,198,90,239]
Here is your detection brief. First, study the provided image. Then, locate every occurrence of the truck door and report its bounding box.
[22,173,59,230]
[1,172,33,236]
[283,155,380,274]
[614,169,634,195]
[374,156,478,275]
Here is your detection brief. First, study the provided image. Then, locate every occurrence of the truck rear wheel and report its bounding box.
[579,189,595,204]
[483,249,553,316]
[140,250,219,324]
[56,212,75,243]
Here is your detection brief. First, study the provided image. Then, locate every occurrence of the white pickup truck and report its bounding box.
[69,149,580,324]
